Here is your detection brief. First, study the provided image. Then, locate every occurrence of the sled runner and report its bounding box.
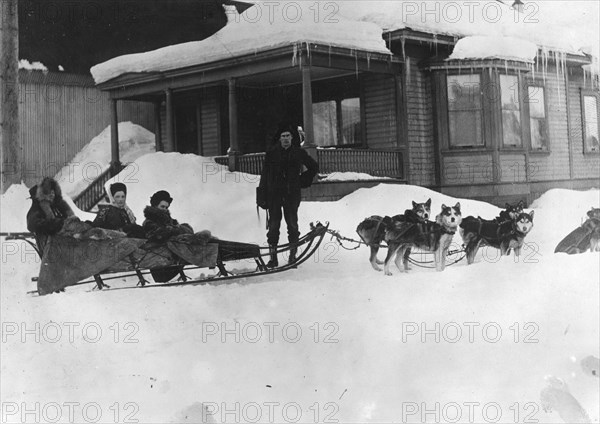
[1,222,328,295]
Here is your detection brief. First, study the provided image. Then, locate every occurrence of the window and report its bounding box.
[527,86,548,150]
[447,74,484,147]
[500,75,522,147]
[313,97,361,147]
[582,93,599,153]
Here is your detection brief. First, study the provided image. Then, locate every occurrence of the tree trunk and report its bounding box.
[0,0,20,193]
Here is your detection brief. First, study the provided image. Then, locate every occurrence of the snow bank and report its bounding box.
[54,122,155,198]
[1,152,598,424]
[449,35,538,62]
[91,4,390,84]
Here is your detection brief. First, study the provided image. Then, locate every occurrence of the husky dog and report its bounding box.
[382,203,462,275]
[356,199,431,271]
[460,211,535,264]
[497,200,525,222]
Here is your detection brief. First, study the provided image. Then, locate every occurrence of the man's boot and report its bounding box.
[266,245,278,268]
[288,246,297,265]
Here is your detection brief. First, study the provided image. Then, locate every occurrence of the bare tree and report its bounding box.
[1,0,20,193]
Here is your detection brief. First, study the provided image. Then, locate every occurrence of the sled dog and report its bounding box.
[356,199,431,271]
[382,203,462,275]
[497,200,525,222]
[460,210,535,264]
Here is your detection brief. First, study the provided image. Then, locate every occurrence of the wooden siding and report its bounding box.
[441,153,494,185]
[363,73,397,150]
[527,64,571,182]
[405,58,436,186]
[201,87,221,156]
[499,154,527,183]
[568,68,600,179]
[19,71,154,187]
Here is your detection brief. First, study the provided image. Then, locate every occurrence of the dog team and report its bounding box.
[356,199,536,275]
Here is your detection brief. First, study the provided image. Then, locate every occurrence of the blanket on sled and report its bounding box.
[37,222,220,294]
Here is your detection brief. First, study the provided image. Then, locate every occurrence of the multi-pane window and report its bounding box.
[527,86,548,150]
[313,97,361,147]
[500,75,522,147]
[447,74,484,147]
[582,94,599,153]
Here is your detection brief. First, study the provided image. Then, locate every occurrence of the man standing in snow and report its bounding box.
[258,125,318,267]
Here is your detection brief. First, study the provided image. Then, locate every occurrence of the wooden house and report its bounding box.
[93,5,599,205]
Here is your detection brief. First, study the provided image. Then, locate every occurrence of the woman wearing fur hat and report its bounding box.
[142,190,194,243]
[26,177,75,253]
[92,182,145,238]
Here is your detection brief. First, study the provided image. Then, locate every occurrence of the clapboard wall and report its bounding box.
[19,70,154,187]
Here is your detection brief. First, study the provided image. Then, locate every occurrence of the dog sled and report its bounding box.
[554,210,600,254]
[0,222,328,295]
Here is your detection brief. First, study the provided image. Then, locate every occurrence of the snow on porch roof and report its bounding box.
[90,3,391,85]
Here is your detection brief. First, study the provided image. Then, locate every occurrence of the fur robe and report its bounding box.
[142,206,193,242]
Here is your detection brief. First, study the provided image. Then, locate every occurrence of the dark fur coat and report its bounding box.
[258,144,318,208]
[142,206,193,242]
[26,177,74,252]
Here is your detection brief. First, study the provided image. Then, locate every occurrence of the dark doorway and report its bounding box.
[175,104,200,154]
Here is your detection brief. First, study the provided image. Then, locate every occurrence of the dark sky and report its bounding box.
[19,0,229,74]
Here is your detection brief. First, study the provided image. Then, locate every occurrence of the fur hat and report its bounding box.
[110,182,127,196]
[34,177,63,202]
[274,124,301,147]
[150,190,173,207]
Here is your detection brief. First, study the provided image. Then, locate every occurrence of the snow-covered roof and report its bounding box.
[343,0,599,62]
[91,3,391,85]
[448,36,538,62]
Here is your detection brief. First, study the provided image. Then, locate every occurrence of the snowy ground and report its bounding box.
[1,153,599,424]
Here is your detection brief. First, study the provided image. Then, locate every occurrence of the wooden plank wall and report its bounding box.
[405,57,436,186]
[19,71,154,187]
[528,63,571,182]
[363,73,398,150]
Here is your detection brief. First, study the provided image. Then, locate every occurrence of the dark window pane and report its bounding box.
[501,75,522,146]
[448,74,481,110]
[528,86,546,118]
[530,118,547,149]
[341,98,361,145]
[313,101,337,147]
[502,110,522,147]
[449,110,483,147]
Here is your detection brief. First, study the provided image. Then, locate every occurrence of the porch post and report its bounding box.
[227,78,239,171]
[165,88,175,152]
[154,100,163,151]
[301,63,316,158]
[110,99,121,173]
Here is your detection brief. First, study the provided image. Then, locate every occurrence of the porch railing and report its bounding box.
[214,152,265,175]
[213,149,404,179]
[73,164,123,211]
[316,149,404,179]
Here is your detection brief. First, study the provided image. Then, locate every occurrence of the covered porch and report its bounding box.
[99,43,405,181]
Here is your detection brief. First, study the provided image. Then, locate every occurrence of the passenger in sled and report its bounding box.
[26,177,75,255]
[92,182,145,238]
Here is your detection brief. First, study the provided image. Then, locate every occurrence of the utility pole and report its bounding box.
[0,0,20,193]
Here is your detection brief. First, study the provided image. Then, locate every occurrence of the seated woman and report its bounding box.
[142,190,194,243]
[93,182,145,238]
[26,177,75,253]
